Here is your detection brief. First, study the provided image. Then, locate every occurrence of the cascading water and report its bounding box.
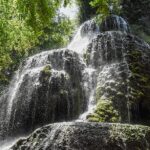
[0,19,100,149]
[1,15,149,150]
[68,19,99,54]
[68,19,100,121]
[77,67,97,121]
[86,31,134,122]
[100,15,130,33]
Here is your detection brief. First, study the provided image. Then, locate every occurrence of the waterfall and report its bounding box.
[68,19,100,121]
[101,15,130,33]
[68,20,101,121]
[0,138,21,150]
[1,15,145,149]
[77,67,97,121]
[68,19,99,54]
[86,30,135,122]
[0,20,101,143]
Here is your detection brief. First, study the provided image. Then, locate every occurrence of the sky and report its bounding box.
[59,2,78,19]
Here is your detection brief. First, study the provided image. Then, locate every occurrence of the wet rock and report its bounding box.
[11,122,150,150]
[85,31,150,123]
[122,0,150,43]
[100,15,130,33]
[0,49,87,139]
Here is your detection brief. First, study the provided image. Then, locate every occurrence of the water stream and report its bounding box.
[0,16,133,149]
[68,19,99,54]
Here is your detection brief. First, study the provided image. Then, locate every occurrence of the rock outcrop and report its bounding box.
[11,122,150,150]
[85,31,150,124]
[122,0,150,43]
[100,15,130,32]
[0,49,87,139]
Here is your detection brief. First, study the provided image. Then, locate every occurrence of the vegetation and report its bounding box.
[110,124,150,143]
[127,49,150,125]
[0,0,73,85]
[87,99,120,122]
[0,0,149,87]
[75,0,121,23]
[40,65,52,82]
[90,0,121,18]
[42,65,52,76]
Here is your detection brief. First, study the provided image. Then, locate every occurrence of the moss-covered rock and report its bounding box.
[127,48,150,125]
[40,65,52,82]
[42,65,52,76]
[86,31,150,124]
[87,99,120,123]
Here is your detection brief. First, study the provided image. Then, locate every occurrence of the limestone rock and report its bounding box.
[11,122,150,150]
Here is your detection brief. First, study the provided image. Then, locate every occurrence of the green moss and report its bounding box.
[128,50,150,100]
[96,87,103,101]
[42,65,51,76]
[87,99,120,123]
[110,124,150,141]
[83,51,90,64]
[126,48,150,124]
[41,65,52,82]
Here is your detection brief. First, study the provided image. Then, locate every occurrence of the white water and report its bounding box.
[59,0,78,20]
[68,20,100,121]
[120,37,132,123]
[68,20,99,54]
[0,20,99,149]
[77,67,97,121]
[4,48,67,121]
[116,16,129,32]
[0,138,21,150]
[6,67,43,121]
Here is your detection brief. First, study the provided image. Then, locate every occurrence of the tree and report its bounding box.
[90,0,121,18]
[0,0,74,85]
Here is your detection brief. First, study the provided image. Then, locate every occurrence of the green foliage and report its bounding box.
[0,0,74,86]
[39,15,74,49]
[87,99,120,122]
[128,49,150,101]
[75,0,121,23]
[16,0,61,31]
[90,0,121,18]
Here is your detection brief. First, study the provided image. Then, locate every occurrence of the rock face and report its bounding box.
[0,49,87,139]
[122,0,150,25]
[122,0,150,43]
[100,15,130,33]
[11,122,150,150]
[85,31,150,124]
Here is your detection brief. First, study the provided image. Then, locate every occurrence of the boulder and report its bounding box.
[11,122,150,150]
